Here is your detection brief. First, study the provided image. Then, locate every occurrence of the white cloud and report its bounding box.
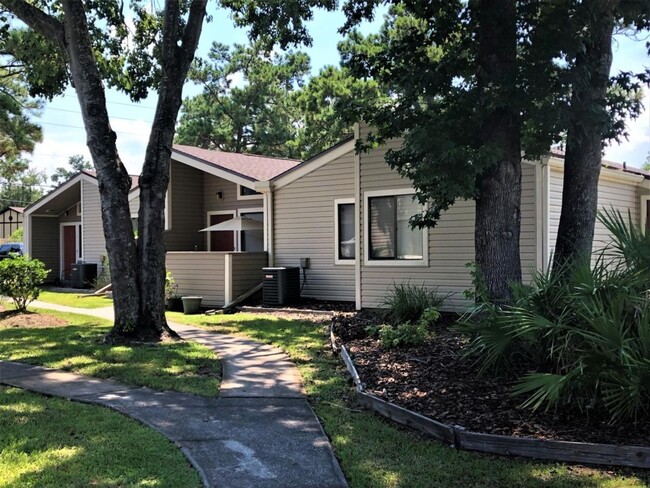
[604,102,650,167]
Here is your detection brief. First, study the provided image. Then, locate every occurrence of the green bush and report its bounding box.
[382,282,445,325]
[0,256,49,312]
[8,227,22,242]
[367,306,440,349]
[463,209,650,423]
[380,322,430,348]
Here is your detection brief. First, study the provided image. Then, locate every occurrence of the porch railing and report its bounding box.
[165,251,268,308]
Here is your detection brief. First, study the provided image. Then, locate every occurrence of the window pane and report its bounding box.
[338,203,355,259]
[369,197,395,259]
[396,195,423,260]
[240,186,261,197]
[241,212,264,252]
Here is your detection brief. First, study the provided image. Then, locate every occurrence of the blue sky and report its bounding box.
[29,7,649,182]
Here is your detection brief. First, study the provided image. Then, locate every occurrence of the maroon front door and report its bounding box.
[209,214,235,251]
[63,226,76,280]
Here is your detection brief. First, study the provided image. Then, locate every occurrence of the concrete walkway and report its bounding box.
[0,301,348,488]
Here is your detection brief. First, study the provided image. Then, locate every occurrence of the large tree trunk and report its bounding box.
[61,0,141,335]
[1,0,207,340]
[474,0,522,304]
[552,0,618,270]
[137,1,206,336]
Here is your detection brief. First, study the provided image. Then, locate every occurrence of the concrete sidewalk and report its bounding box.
[1,301,348,488]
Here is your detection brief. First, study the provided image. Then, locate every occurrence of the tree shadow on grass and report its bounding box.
[0,323,220,396]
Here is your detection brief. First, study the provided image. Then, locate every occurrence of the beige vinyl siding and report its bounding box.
[59,203,81,223]
[548,165,641,262]
[81,180,106,270]
[31,217,59,281]
[273,150,356,301]
[231,252,268,297]
[358,122,538,310]
[166,160,205,251]
[166,252,225,307]
[129,195,139,215]
[520,163,538,281]
[204,175,263,212]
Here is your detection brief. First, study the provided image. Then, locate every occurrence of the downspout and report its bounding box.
[354,122,362,310]
[256,180,274,266]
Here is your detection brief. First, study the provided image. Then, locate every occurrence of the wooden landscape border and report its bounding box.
[329,324,650,469]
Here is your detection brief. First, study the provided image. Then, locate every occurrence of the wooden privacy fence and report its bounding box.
[330,325,650,469]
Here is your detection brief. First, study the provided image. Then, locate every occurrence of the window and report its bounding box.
[238,184,262,200]
[239,210,264,252]
[366,191,426,263]
[335,199,355,264]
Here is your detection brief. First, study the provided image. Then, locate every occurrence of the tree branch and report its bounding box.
[0,0,65,51]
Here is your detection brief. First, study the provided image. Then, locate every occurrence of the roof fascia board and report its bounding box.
[548,157,644,185]
[25,173,97,216]
[171,151,257,189]
[273,139,355,190]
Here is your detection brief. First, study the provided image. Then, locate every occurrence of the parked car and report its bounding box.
[0,242,24,259]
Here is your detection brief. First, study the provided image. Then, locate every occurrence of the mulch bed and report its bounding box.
[0,308,68,328]
[333,311,650,447]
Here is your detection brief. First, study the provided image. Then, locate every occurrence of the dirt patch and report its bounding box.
[334,312,650,447]
[0,310,69,328]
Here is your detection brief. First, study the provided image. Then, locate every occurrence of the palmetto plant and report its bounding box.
[464,209,650,423]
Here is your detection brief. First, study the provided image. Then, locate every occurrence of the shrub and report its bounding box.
[382,282,445,325]
[463,209,650,423]
[8,227,23,242]
[0,256,49,312]
[367,321,431,349]
[165,271,178,299]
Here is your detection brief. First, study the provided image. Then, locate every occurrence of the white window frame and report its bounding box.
[206,210,236,251]
[363,188,429,267]
[334,198,356,265]
[237,183,263,201]
[236,207,264,252]
[641,195,650,234]
[60,222,83,278]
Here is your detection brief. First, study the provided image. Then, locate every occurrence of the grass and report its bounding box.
[0,307,220,396]
[0,386,201,488]
[36,290,113,309]
[168,311,650,488]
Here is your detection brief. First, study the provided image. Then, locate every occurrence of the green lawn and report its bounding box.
[0,386,201,488]
[0,308,220,396]
[37,290,113,309]
[168,311,649,488]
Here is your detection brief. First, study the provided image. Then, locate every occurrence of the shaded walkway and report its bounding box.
[1,301,348,488]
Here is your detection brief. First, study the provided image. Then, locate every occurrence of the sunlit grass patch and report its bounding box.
[37,290,113,309]
[0,386,200,488]
[0,309,220,396]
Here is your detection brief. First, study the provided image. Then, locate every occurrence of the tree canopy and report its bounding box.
[176,41,373,160]
[50,154,92,185]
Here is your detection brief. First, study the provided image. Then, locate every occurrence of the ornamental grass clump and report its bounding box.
[0,256,49,312]
[382,281,445,325]
[464,209,650,424]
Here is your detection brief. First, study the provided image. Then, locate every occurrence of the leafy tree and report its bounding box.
[0,155,44,207]
[0,0,208,340]
[550,1,650,271]
[177,41,310,158]
[337,1,561,303]
[50,154,92,185]
[0,69,42,159]
[177,43,365,160]
[643,152,650,172]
